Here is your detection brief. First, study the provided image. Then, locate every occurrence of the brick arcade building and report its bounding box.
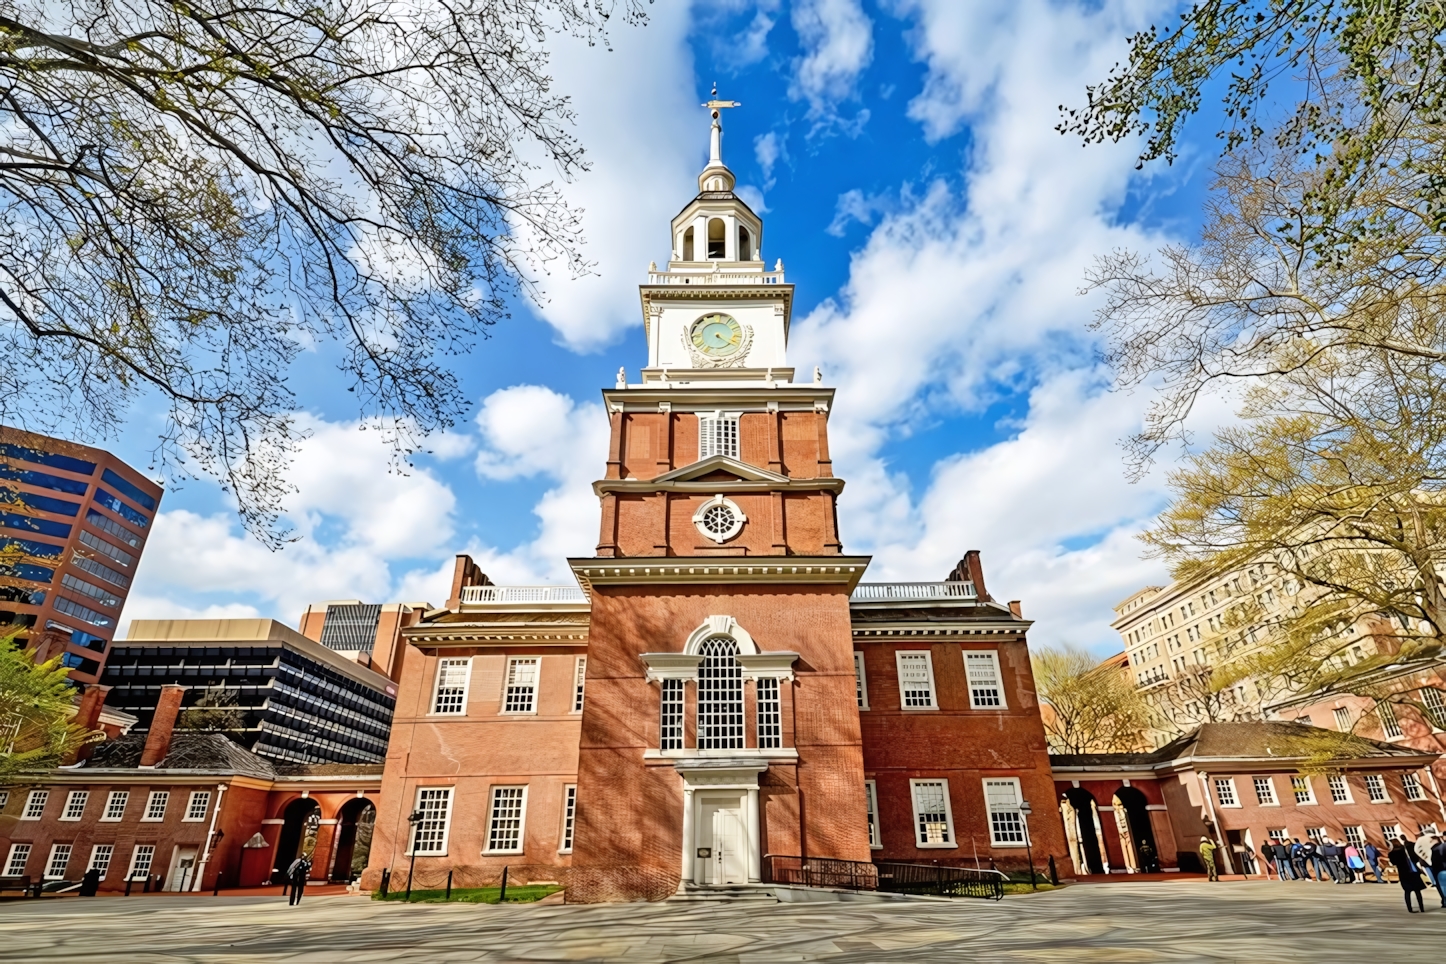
[362,107,1066,902]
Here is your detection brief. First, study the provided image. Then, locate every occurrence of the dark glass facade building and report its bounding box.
[101,619,397,765]
[0,426,162,683]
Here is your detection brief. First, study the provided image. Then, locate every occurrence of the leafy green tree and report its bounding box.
[1033,646,1155,753]
[177,685,246,731]
[0,0,645,544]
[0,630,100,784]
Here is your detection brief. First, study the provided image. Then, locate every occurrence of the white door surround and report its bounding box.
[677,761,765,885]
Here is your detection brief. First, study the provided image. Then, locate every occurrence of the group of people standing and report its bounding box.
[1386,834,1446,913]
[1257,836,1384,885]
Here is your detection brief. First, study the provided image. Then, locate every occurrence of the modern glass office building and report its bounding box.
[0,426,162,683]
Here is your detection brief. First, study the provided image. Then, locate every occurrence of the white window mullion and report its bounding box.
[486,786,528,854]
[865,780,881,849]
[963,651,1006,709]
[896,652,937,710]
[854,652,869,710]
[409,787,454,856]
[660,679,685,750]
[756,677,782,749]
[571,657,587,714]
[560,785,578,853]
[431,657,472,715]
[984,778,1027,846]
[503,657,540,714]
[909,779,955,847]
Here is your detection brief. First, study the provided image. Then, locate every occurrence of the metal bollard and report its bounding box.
[380,868,390,897]
[446,870,452,901]
[498,865,508,903]
[1048,855,1058,886]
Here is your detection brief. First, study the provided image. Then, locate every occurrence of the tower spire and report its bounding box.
[701,83,741,170]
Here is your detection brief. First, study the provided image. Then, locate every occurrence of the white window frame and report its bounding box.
[908,779,956,849]
[983,778,1029,847]
[963,651,1007,710]
[485,785,529,855]
[44,843,72,880]
[756,676,782,749]
[60,790,89,821]
[1327,775,1353,804]
[1404,771,1428,801]
[865,780,881,849]
[502,657,540,715]
[21,789,49,820]
[1214,778,1240,808]
[408,786,455,857]
[1364,774,1391,803]
[4,843,31,877]
[430,657,472,716]
[87,844,114,879]
[571,656,586,714]
[184,790,212,822]
[1382,823,1404,843]
[854,652,869,710]
[698,412,740,460]
[1291,776,1316,805]
[141,790,169,822]
[1253,776,1278,806]
[1342,825,1365,849]
[896,651,938,711]
[127,844,155,880]
[1378,700,1403,739]
[660,678,685,751]
[1333,707,1352,732]
[1421,687,1446,731]
[101,790,128,821]
[560,785,577,854]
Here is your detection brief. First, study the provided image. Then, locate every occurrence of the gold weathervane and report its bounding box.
[702,83,741,119]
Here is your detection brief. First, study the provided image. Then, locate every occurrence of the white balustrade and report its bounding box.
[849,582,977,602]
[647,270,785,286]
[460,585,587,605]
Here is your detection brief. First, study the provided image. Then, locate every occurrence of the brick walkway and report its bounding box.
[0,880,1437,961]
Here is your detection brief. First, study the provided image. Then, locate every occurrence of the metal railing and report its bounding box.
[850,581,977,602]
[647,269,785,286]
[762,855,878,891]
[875,862,1005,900]
[459,586,587,605]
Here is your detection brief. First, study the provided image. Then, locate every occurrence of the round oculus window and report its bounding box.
[700,504,736,537]
[693,494,746,543]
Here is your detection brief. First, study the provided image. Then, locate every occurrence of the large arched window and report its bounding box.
[706,218,727,259]
[697,635,744,749]
[737,225,752,262]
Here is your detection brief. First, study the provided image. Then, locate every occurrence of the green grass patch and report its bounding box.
[1002,881,1062,895]
[374,884,562,904]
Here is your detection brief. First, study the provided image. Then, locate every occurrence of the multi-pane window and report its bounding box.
[486,786,527,853]
[1364,774,1390,803]
[4,843,31,876]
[431,658,471,714]
[410,787,453,855]
[143,791,169,821]
[102,791,129,821]
[698,414,740,460]
[984,778,1027,846]
[1253,777,1278,805]
[561,785,577,853]
[572,657,587,713]
[1327,775,1352,804]
[660,679,685,750]
[494,657,539,715]
[697,636,744,749]
[1306,826,1326,843]
[910,780,954,846]
[1214,778,1239,807]
[44,844,72,879]
[87,844,114,878]
[127,844,155,880]
[1292,776,1316,805]
[854,652,869,709]
[1422,822,1440,836]
[1342,825,1365,848]
[964,652,1006,709]
[61,790,89,821]
[865,780,881,848]
[1378,701,1403,739]
[22,789,49,819]
[1381,823,1404,843]
[1404,772,1428,801]
[756,677,782,749]
[1333,707,1352,732]
[185,791,212,822]
[897,652,936,709]
[1422,688,1446,729]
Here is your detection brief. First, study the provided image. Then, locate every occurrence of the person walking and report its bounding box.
[1390,839,1428,912]
[1430,835,1446,907]
[287,855,311,906]
[1364,841,1387,884]
[1199,837,1219,881]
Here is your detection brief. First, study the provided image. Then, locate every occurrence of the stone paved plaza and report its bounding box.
[1,881,1441,962]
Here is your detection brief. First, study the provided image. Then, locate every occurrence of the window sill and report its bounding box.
[558,848,573,855]
[426,711,469,718]
[181,818,207,823]
[57,817,82,822]
[988,842,1029,849]
[914,842,958,849]
[900,707,939,712]
[18,817,42,822]
[498,711,539,717]
[98,817,123,823]
[869,844,883,851]
[483,850,524,856]
[139,818,166,823]
[404,851,448,858]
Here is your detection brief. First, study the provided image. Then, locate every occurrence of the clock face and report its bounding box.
[691,313,743,356]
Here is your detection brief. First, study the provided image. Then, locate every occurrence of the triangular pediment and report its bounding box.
[652,455,789,485]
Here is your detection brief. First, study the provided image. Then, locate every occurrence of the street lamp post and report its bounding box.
[210,830,226,896]
[405,810,423,901]
[1020,800,1037,891]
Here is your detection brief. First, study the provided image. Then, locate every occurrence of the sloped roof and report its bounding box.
[84,732,276,778]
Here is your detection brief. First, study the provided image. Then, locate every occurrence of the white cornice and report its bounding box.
[602,384,833,412]
[851,622,1033,636]
[568,556,871,594]
[594,476,845,497]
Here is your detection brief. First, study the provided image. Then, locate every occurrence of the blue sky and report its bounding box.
[111,0,1230,654]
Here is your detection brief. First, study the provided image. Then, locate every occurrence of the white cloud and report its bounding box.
[790,0,874,132]
[825,187,889,236]
[754,130,782,186]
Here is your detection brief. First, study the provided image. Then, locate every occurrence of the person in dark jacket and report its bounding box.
[78,867,101,897]
[1274,840,1295,880]
[1429,836,1446,907]
[1364,842,1386,883]
[287,856,311,906]
[1321,839,1343,883]
[1390,840,1428,912]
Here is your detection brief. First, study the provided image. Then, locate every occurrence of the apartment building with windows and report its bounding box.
[0,425,162,683]
[296,599,433,681]
[100,619,396,766]
[361,111,1064,903]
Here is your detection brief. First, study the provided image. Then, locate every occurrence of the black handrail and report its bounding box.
[875,861,1005,900]
[762,855,879,891]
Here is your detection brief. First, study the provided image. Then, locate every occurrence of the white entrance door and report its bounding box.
[696,795,747,885]
[165,846,198,892]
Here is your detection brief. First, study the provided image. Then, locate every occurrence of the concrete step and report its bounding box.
[668,884,779,903]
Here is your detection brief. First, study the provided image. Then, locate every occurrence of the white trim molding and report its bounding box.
[693,493,747,544]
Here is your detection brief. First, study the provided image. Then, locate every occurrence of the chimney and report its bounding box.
[946,550,990,601]
[66,684,111,764]
[140,685,186,767]
[1008,600,1023,619]
[447,554,491,609]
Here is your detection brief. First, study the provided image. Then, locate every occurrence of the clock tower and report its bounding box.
[566,95,872,902]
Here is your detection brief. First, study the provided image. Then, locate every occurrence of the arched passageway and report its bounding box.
[272,797,321,881]
[331,798,377,882]
[1062,788,1106,875]
[1112,786,1160,873]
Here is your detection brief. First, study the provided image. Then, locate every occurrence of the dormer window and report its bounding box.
[738,226,752,262]
[707,218,726,259]
[699,412,739,459]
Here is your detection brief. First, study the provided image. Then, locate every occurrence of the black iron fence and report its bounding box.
[763,855,879,891]
[875,862,1005,900]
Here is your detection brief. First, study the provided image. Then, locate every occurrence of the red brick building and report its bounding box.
[362,110,1065,902]
[1051,722,1444,876]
